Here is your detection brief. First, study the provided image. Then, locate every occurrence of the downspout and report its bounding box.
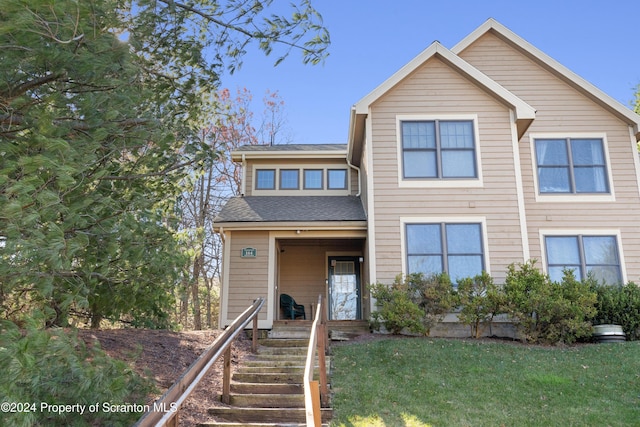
[346,107,361,197]
[241,154,246,196]
[347,158,361,197]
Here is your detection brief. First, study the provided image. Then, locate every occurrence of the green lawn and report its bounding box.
[330,337,640,427]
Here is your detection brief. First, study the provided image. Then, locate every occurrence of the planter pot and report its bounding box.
[593,324,626,343]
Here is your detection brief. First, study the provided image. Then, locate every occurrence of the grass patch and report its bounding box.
[330,337,640,426]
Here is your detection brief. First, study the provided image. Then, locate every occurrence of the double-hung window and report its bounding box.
[406,223,484,284]
[401,120,477,179]
[535,138,609,194]
[545,235,622,284]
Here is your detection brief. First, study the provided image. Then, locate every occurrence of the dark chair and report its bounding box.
[280,293,306,320]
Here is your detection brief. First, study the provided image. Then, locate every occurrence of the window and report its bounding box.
[545,235,622,284]
[406,223,484,284]
[255,169,275,189]
[327,169,348,189]
[535,138,609,194]
[304,169,323,189]
[401,120,477,179]
[280,169,299,189]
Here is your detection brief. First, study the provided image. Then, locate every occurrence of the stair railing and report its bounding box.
[303,294,329,426]
[134,297,265,427]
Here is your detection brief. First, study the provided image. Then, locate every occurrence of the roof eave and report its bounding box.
[453,18,640,141]
[213,220,368,232]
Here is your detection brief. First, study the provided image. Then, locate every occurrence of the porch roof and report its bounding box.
[214,196,366,223]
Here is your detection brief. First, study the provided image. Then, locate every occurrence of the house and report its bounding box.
[213,19,640,334]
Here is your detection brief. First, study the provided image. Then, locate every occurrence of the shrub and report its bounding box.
[369,278,425,335]
[405,273,458,335]
[592,282,640,340]
[0,321,154,427]
[503,260,596,344]
[457,272,503,338]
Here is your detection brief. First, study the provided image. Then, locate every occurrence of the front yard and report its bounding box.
[330,337,640,426]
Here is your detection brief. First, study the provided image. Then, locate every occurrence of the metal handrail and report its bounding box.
[303,295,328,426]
[134,297,265,427]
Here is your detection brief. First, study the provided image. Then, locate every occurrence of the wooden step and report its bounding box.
[225,393,304,408]
[231,372,302,384]
[207,407,333,424]
[230,382,303,394]
[259,338,309,347]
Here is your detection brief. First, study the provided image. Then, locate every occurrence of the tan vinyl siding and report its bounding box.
[459,32,640,281]
[226,230,270,320]
[278,245,326,316]
[369,56,525,284]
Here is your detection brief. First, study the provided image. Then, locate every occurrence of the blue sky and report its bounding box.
[221,0,640,145]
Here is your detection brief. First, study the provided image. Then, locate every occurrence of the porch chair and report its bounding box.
[280,293,306,320]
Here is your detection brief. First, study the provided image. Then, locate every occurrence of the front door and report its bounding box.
[328,256,361,320]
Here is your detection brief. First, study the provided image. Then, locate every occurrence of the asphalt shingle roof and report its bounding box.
[214,196,366,223]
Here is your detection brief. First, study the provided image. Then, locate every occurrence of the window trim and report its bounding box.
[400,217,490,284]
[539,229,626,284]
[529,133,615,202]
[396,114,483,188]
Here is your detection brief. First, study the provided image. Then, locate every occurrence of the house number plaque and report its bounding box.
[241,247,257,258]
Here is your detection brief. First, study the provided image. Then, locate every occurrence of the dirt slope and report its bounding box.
[78,329,252,427]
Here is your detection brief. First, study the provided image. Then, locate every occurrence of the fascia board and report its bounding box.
[353,43,439,115]
[212,221,368,231]
[453,18,640,139]
[231,150,347,161]
[354,41,535,122]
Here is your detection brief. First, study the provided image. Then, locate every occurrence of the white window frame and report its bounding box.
[396,114,484,188]
[538,228,626,284]
[529,133,615,202]
[400,217,491,284]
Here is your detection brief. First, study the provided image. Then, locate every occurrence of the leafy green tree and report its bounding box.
[0,0,328,328]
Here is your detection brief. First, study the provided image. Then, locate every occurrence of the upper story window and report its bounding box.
[535,138,609,194]
[304,169,323,189]
[280,169,299,189]
[544,234,622,285]
[327,169,348,189]
[406,222,485,286]
[255,169,275,190]
[254,166,349,193]
[401,120,477,179]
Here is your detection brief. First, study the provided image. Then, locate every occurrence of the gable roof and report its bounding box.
[214,196,367,226]
[348,39,537,161]
[452,18,640,141]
